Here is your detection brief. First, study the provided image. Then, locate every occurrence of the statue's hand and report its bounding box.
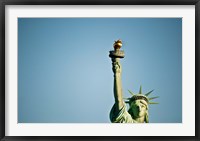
[112,58,122,74]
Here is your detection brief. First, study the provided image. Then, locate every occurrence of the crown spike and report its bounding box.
[128,90,135,96]
[145,90,154,96]
[123,98,130,100]
[149,96,159,100]
[139,85,142,94]
[149,102,159,104]
[126,86,159,106]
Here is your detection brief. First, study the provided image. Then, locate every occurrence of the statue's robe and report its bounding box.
[110,103,137,123]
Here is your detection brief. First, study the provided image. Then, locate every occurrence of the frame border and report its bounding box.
[1,0,199,141]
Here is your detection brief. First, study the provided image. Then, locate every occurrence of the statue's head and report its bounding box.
[125,86,158,123]
[128,97,148,122]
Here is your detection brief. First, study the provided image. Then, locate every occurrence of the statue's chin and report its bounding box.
[133,112,145,118]
[139,112,146,117]
[133,113,140,118]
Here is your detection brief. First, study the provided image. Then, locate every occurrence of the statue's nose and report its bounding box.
[136,105,141,111]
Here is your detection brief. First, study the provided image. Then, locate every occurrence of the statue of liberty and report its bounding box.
[109,40,159,123]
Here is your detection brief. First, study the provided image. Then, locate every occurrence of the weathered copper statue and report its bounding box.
[109,40,158,123]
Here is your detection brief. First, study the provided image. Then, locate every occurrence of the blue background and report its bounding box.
[18,18,182,123]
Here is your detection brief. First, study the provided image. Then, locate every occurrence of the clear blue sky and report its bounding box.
[18,18,182,123]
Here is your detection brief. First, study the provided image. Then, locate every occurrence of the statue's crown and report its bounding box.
[124,86,159,105]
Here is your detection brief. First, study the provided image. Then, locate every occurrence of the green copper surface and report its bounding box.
[109,40,158,123]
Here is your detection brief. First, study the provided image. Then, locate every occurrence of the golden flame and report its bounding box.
[113,40,122,50]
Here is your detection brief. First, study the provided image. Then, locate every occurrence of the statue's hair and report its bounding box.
[145,111,149,123]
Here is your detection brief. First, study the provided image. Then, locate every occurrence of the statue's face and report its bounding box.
[130,99,148,118]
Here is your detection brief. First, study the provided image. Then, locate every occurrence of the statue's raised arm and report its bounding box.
[109,40,159,123]
[109,40,132,123]
[112,57,123,112]
[109,40,124,112]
